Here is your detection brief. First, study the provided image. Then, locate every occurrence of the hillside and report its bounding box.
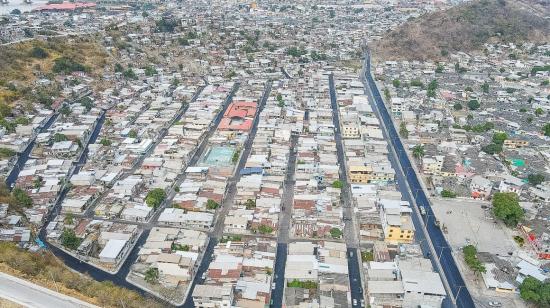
[373,0,550,61]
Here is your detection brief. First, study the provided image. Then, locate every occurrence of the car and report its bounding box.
[201,272,207,280]
[271,283,276,290]
[488,301,502,307]
[361,299,365,307]
[352,299,357,306]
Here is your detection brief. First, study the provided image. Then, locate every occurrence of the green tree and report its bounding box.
[145,188,166,209]
[29,46,49,59]
[128,129,137,138]
[435,64,444,73]
[412,145,425,159]
[492,132,508,145]
[99,138,112,146]
[518,277,550,305]
[462,245,486,275]
[144,66,157,77]
[535,108,544,116]
[144,267,159,284]
[361,251,374,262]
[544,123,550,137]
[453,103,463,110]
[258,224,274,234]
[206,199,219,210]
[399,122,409,139]
[331,180,343,189]
[329,227,343,239]
[64,213,74,225]
[392,79,401,88]
[482,143,503,155]
[60,229,82,250]
[527,174,545,186]
[440,189,457,198]
[123,68,137,80]
[492,192,524,227]
[12,188,32,207]
[467,100,480,110]
[114,63,124,73]
[481,82,489,93]
[245,198,256,210]
[53,133,68,142]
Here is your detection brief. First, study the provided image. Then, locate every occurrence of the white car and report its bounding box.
[352,299,357,306]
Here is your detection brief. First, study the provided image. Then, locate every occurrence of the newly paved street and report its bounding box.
[362,51,475,308]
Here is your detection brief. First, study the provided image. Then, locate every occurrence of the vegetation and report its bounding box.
[287,279,318,289]
[0,242,160,307]
[412,145,425,159]
[258,224,274,234]
[12,188,32,208]
[482,132,507,155]
[453,103,463,111]
[286,46,307,58]
[144,66,157,77]
[519,277,550,306]
[361,251,374,262]
[374,0,550,60]
[0,148,16,159]
[155,18,178,33]
[492,192,524,227]
[29,46,49,59]
[245,199,256,210]
[99,138,112,146]
[392,79,401,88]
[399,122,409,139]
[145,188,166,209]
[171,243,189,252]
[329,227,343,239]
[410,79,424,88]
[219,235,241,243]
[206,199,219,210]
[544,123,550,137]
[128,129,138,138]
[232,149,240,163]
[440,189,457,198]
[53,133,68,143]
[52,57,89,74]
[60,229,82,250]
[467,99,480,110]
[144,267,159,284]
[331,180,343,189]
[481,82,489,93]
[527,174,545,186]
[123,68,137,80]
[462,245,486,275]
[426,79,438,98]
[513,235,524,247]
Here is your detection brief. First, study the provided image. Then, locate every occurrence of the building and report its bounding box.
[192,284,234,308]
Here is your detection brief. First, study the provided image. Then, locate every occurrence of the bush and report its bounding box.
[145,188,166,209]
[331,180,343,189]
[361,251,374,262]
[287,279,318,289]
[206,199,219,210]
[440,190,457,198]
[528,173,545,186]
[52,57,88,74]
[12,188,32,207]
[467,100,480,110]
[329,227,343,239]
[144,267,159,284]
[29,46,49,59]
[60,229,82,250]
[453,103,463,110]
[258,224,273,234]
[462,245,486,275]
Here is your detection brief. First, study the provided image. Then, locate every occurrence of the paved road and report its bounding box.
[0,272,99,308]
[5,112,59,188]
[328,74,364,307]
[362,51,474,308]
[270,133,298,308]
[182,81,271,307]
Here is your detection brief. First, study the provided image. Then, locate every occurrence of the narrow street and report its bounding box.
[328,73,364,307]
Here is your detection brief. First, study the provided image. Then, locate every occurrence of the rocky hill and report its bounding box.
[373,0,550,61]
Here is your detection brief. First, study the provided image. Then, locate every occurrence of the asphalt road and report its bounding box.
[0,272,99,308]
[182,81,271,307]
[362,51,474,308]
[328,74,364,307]
[5,112,59,188]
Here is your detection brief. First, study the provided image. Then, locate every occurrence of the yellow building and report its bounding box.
[349,165,372,183]
[380,199,415,244]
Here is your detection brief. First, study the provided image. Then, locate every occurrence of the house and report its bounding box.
[470,175,493,199]
[98,239,128,264]
[379,199,415,244]
[192,284,234,308]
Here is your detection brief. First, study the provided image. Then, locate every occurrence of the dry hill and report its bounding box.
[373,0,550,61]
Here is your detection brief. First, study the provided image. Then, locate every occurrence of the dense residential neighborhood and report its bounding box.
[0,0,549,308]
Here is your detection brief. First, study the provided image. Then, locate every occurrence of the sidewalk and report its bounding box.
[0,272,99,308]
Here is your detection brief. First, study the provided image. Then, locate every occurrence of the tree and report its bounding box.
[440,190,457,198]
[392,79,401,88]
[492,192,524,227]
[60,229,81,250]
[12,188,32,207]
[492,132,508,145]
[100,138,112,146]
[245,199,256,210]
[128,129,137,138]
[123,68,137,80]
[399,122,409,139]
[528,174,545,186]
[206,199,219,210]
[518,277,550,306]
[329,227,343,239]
[482,143,503,155]
[145,188,166,209]
[467,100,480,110]
[52,57,88,74]
[144,267,159,284]
[53,133,68,143]
[412,145,425,159]
[361,251,374,262]
[535,108,544,116]
[435,64,444,73]
[258,224,274,234]
[29,46,49,59]
[462,245,486,275]
[481,82,489,93]
[453,103,463,111]
[114,63,124,73]
[144,66,157,77]
[544,123,550,137]
[10,9,21,15]
[427,79,438,98]
[331,180,343,189]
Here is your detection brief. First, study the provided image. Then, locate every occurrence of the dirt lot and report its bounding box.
[431,198,518,255]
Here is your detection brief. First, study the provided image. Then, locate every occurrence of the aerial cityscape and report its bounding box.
[0,0,549,307]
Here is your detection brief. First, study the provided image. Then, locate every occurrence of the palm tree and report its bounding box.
[412,145,425,159]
